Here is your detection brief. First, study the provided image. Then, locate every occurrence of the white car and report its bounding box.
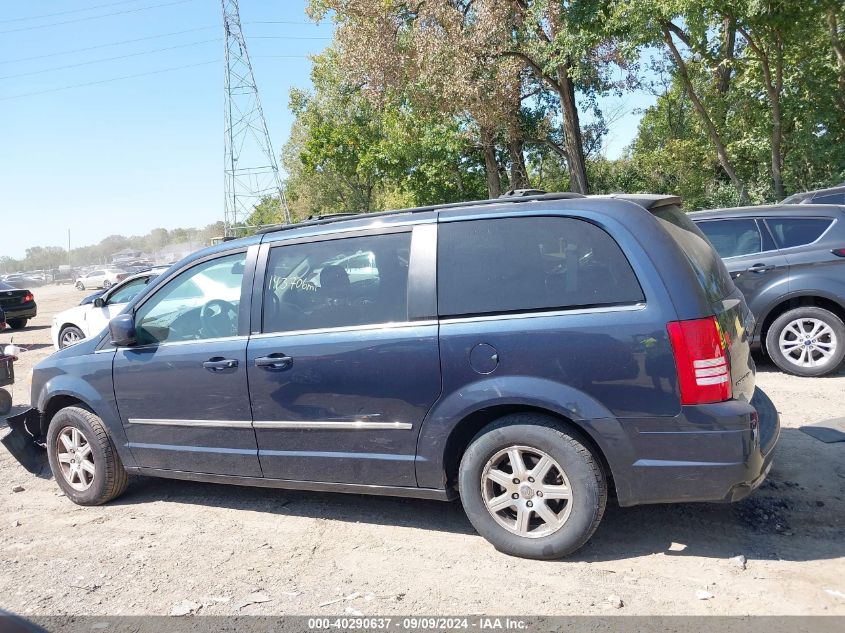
[75,268,127,291]
[53,273,158,350]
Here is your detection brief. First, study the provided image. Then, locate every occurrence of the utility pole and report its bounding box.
[222,0,290,237]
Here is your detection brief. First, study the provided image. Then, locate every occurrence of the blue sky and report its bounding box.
[0,1,652,259]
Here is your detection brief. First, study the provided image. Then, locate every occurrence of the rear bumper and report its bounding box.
[3,303,37,320]
[614,388,780,506]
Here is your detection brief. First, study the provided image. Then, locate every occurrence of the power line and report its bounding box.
[0,25,218,65]
[249,36,331,40]
[0,0,146,24]
[0,0,195,35]
[0,59,219,102]
[0,39,219,81]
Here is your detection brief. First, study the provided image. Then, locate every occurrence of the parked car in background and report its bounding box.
[52,267,77,285]
[691,204,845,377]
[0,282,37,329]
[53,271,160,349]
[74,269,127,291]
[1,274,42,289]
[782,182,845,206]
[7,192,778,560]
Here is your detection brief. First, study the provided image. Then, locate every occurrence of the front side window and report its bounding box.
[134,253,245,345]
[437,217,644,317]
[695,219,762,258]
[765,217,833,249]
[106,277,151,305]
[262,232,411,334]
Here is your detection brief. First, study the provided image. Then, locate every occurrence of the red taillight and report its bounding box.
[667,316,732,405]
[832,248,845,258]
[22,292,34,303]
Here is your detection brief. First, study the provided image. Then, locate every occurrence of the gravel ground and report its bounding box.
[1,285,844,617]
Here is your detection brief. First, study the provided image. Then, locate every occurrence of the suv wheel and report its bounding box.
[46,406,129,506]
[766,307,845,377]
[458,413,607,559]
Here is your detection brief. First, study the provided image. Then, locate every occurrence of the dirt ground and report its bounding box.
[1,284,843,617]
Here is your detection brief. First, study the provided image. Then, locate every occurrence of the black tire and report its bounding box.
[0,389,11,416]
[46,406,129,506]
[765,307,845,377]
[58,325,85,349]
[7,319,27,329]
[102,280,112,290]
[458,413,607,559]
[76,282,85,291]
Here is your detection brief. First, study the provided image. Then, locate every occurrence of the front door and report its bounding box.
[246,227,441,487]
[112,249,262,477]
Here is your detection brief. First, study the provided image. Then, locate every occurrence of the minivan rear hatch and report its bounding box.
[651,204,757,403]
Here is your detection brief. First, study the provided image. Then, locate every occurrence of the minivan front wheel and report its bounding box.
[766,307,845,377]
[459,414,607,559]
[46,406,129,505]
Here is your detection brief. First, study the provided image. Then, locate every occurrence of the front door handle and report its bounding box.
[255,354,293,371]
[746,263,774,274]
[203,357,238,372]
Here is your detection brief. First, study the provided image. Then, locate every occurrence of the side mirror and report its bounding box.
[93,297,105,308]
[108,313,136,347]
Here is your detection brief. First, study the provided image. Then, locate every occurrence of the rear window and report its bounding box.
[652,205,735,303]
[437,216,644,317]
[765,217,833,248]
[813,193,845,205]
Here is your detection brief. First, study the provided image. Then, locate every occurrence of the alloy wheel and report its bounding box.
[481,445,573,538]
[778,317,837,369]
[56,427,96,492]
[61,330,82,348]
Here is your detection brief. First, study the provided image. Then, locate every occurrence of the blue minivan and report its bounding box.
[3,193,779,559]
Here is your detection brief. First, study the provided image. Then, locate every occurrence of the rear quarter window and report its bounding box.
[765,217,834,248]
[437,216,644,317]
[652,206,735,303]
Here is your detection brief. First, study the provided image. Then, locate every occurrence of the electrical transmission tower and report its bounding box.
[222,0,290,235]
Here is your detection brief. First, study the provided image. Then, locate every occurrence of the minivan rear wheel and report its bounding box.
[46,406,129,505]
[458,413,607,559]
[766,307,845,377]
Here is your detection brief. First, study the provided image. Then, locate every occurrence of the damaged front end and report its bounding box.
[1,409,46,474]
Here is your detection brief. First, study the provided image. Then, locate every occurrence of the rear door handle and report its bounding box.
[746,263,774,273]
[203,357,238,372]
[255,354,293,371]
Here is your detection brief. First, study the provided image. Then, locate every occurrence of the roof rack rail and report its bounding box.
[500,188,548,197]
[255,191,588,235]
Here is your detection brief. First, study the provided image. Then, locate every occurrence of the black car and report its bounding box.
[0,282,37,329]
[4,192,779,560]
[782,182,845,206]
[691,204,845,377]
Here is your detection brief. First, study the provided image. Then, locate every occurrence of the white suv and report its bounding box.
[75,269,126,291]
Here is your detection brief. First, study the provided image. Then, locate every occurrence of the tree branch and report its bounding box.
[499,51,561,92]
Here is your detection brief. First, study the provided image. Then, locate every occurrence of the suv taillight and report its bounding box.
[22,292,34,303]
[831,248,845,257]
[667,316,732,405]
